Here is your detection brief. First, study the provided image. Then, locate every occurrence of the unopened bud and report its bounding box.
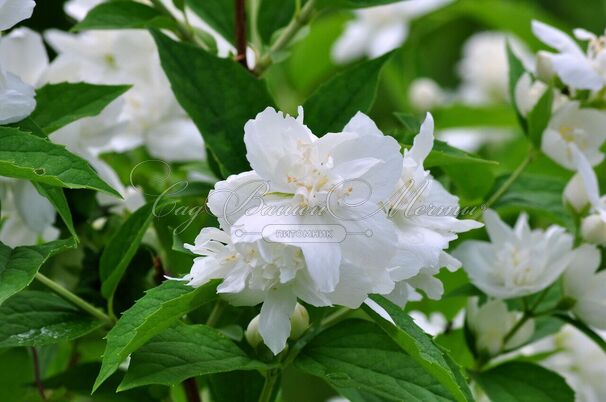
[563,173,589,212]
[536,51,556,83]
[581,214,606,245]
[289,303,310,340]
[245,315,262,348]
[408,78,445,111]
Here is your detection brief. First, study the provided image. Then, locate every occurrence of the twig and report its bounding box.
[235,0,248,68]
[183,378,202,402]
[31,347,47,401]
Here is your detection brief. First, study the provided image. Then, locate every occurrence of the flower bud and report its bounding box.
[581,214,606,245]
[408,78,445,111]
[563,173,590,212]
[289,303,310,340]
[245,315,263,348]
[536,50,555,83]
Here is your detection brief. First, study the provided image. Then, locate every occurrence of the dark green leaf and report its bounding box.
[120,324,267,390]
[29,83,130,134]
[258,0,295,43]
[0,127,120,196]
[100,203,155,300]
[303,52,392,135]
[151,31,274,177]
[363,295,473,402]
[475,361,574,402]
[73,1,177,31]
[93,280,219,391]
[0,239,75,305]
[186,0,235,43]
[394,112,422,135]
[33,183,78,241]
[295,319,455,401]
[526,87,554,148]
[209,371,265,402]
[0,290,103,347]
[317,0,409,8]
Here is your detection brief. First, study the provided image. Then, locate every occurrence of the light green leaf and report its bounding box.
[475,361,574,402]
[100,203,155,301]
[526,86,554,148]
[93,280,219,392]
[0,290,103,347]
[33,183,78,241]
[0,239,75,306]
[120,324,267,390]
[303,52,392,135]
[151,30,274,177]
[431,104,517,129]
[73,1,177,31]
[258,0,296,44]
[363,295,473,402]
[317,0,409,8]
[0,127,120,196]
[186,0,235,43]
[29,83,130,134]
[295,319,456,401]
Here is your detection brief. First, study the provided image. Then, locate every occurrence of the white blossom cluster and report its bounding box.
[181,107,481,354]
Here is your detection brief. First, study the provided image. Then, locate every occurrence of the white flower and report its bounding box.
[44,28,205,161]
[571,146,606,245]
[563,244,606,329]
[457,32,531,105]
[332,0,452,63]
[0,0,35,31]
[64,0,103,21]
[455,210,574,299]
[0,69,35,124]
[408,78,446,111]
[532,20,606,91]
[514,72,548,117]
[466,298,534,356]
[541,101,606,170]
[384,113,482,305]
[0,179,58,247]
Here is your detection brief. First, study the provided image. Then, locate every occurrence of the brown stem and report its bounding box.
[183,377,202,402]
[31,347,47,401]
[235,0,248,68]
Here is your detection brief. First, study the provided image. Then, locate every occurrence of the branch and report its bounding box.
[235,0,248,68]
[31,347,47,401]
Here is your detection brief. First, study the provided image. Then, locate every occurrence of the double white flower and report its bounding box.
[183,108,480,353]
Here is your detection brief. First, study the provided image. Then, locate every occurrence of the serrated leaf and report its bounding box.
[73,1,177,31]
[28,83,130,134]
[186,0,235,43]
[0,290,103,347]
[93,280,219,392]
[474,361,574,402]
[100,203,155,301]
[295,319,456,401]
[303,52,392,135]
[526,86,554,148]
[363,295,473,402]
[0,128,120,196]
[33,183,78,241]
[120,324,267,390]
[0,239,75,306]
[151,30,274,177]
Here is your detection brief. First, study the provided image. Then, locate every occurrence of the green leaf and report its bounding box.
[209,371,265,402]
[120,324,267,390]
[431,104,517,129]
[0,290,103,347]
[506,42,528,130]
[100,203,155,301]
[526,86,554,148]
[93,280,219,392]
[317,0,408,8]
[443,164,495,200]
[29,83,130,134]
[493,173,574,230]
[32,183,78,241]
[73,1,177,31]
[186,0,235,43]
[295,319,456,401]
[554,314,606,355]
[151,30,274,177]
[303,52,392,135]
[394,112,422,135]
[0,239,75,306]
[362,295,473,402]
[0,128,120,196]
[474,361,574,402]
[258,0,295,43]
